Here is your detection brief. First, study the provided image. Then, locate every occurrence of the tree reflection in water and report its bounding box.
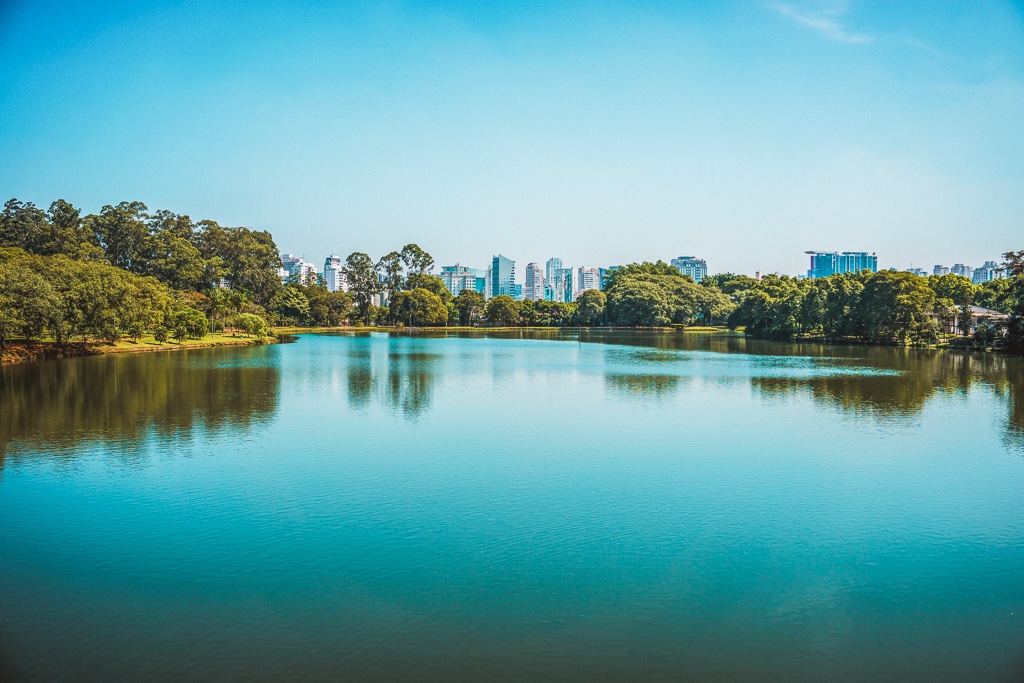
[604,374,683,397]
[0,347,280,469]
[344,335,438,419]
[578,329,1024,451]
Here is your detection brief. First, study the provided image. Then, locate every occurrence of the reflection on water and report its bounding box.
[339,335,437,418]
[323,330,1024,448]
[604,373,683,397]
[0,347,280,466]
[574,329,1024,448]
[3,330,1024,681]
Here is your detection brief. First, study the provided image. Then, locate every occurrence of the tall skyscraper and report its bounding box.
[577,266,601,294]
[806,252,877,279]
[491,254,516,299]
[545,257,562,285]
[554,267,576,302]
[933,265,950,276]
[670,256,708,283]
[525,263,545,300]
[323,255,348,292]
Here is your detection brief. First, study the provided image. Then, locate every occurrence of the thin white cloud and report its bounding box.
[768,1,874,44]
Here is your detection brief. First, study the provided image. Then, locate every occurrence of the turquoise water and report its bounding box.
[2,331,1023,681]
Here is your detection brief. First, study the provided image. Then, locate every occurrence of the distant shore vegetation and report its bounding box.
[1,197,1022,356]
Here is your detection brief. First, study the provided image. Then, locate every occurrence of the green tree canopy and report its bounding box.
[575,289,606,325]
[453,290,485,326]
[485,295,520,325]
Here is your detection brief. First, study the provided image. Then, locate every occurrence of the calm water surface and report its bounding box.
[2,331,1023,681]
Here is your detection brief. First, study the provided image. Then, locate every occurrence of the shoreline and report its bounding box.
[2,326,1010,367]
[1,335,268,366]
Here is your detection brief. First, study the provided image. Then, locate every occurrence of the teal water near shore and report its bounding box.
[2,330,1023,681]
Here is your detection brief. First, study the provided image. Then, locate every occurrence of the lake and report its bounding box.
[2,330,1023,681]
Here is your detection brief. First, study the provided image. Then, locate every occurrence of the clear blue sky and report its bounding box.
[2,0,1022,276]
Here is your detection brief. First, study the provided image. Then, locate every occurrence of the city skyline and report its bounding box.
[276,247,1008,297]
[2,2,1021,274]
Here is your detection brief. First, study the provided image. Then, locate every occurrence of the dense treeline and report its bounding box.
[725,255,1024,352]
[1,198,281,303]
[0,248,205,346]
[3,197,1022,354]
[0,197,288,346]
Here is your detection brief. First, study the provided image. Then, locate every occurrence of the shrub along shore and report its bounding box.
[1,197,1023,365]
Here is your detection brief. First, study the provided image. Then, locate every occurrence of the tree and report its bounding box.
[405,273,452,304]
[45,199,98,258]
[0,199,48,253]
[485,295,520,325]
[196,221,281,304]
[308,288,353,327]
[400,244,434,275]
[273,285,312,325]
[603,261,682,289]
[858,271,936,344]
[234,312,269,340]
[376,251,404,303]
[171,309,209,342]
[575,289,606,325]
[86,201,151,273]
[1003,250,1024,354]
[607,279,673,326]
[453,290,485,325]
[206,287,230,333]
[727,275,805,339]
[695,286,734,326]
[343,252,381,325]
[390,288,448,326]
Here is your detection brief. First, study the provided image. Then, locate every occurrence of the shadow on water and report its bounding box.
[0,347,280,470]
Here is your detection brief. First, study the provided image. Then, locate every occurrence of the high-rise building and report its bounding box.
[805,251,877,279]
[905,267,928,277]
[577,266,601,294]
[951,263,974,281]
[525,263,545,301]
[554,267,576,302]
[490,254,516,299]
[280,254,318,285]
[972,261,1005,284]
[545,257,562,285]
[323,255,348,292]
[933,265,950,276]
[441,265,487,297]
[670,256,708,283]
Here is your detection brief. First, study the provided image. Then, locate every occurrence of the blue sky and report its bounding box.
[1,0,1022,276]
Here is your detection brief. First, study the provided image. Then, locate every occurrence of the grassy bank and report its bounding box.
[276,325,733,334]
[2,326,735,366]
[1,333,268,366]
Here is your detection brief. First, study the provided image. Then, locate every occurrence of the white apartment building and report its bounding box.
[323,255,348,292]
[525,263,545,301]
[577,266,601,295]
[280,253,318,285]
